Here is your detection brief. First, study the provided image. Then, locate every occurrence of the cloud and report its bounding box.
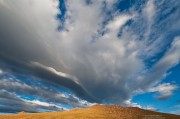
[123,99,142,108]
[0,69,3,76]
[142,0,155,41]
[124,99,157,111]
[170,104,180,115]
[143,0,155,22]
[0,90,66,113]
[22,99,67,110]
[31,61,79,84]
[0,75,94,109]
[148,83,178,100]
[0,0,180,113]
[107,14,132,33]
[144,105,157,111]
[133,37,180,90]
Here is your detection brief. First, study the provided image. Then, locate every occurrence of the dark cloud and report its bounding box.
[0,80,92,113]
[156,94,172,100]
[0,52,99,103]
[0,73,95,110]
[0,90,64,113]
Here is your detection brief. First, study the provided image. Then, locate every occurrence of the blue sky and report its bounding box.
[0,0,180,115]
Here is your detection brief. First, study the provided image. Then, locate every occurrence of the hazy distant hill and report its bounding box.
[0,104,179,119]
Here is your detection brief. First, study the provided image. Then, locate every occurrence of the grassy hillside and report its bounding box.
[0,105,179,119]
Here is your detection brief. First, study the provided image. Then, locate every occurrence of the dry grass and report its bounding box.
[0,104,179,119]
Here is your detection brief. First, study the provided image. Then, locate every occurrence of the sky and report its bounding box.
[0,0,180,115]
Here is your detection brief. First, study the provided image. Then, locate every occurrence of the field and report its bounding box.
[0,105,179,119]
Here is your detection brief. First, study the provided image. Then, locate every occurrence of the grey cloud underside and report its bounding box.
[0,74,95,113]
[157,95,172,100]
[0,90,64,113]
[0,52,99,103]
[0,0,180,113]
[0,77,91,107]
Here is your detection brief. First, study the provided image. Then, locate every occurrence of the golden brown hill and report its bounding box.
[0,104,179,119]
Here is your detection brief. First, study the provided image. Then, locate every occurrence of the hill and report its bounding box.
[0,104,179,119]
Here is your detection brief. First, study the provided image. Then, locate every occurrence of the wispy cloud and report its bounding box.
[148,83,178,100]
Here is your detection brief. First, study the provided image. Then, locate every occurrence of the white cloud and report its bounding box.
[23,99,68,111]
[148,83,178,100]
[0,69,3,75]
[124,99,157,111]
[143,0,155,22]
[144,105,157,111]
[142,0,156,43]
[148,83,178,93]
[25,99,55,107]
[134,37,180,91]
[155,37,180,69]
[124,99,142,108]
[31,61,79,84]
[107,15,132,33]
